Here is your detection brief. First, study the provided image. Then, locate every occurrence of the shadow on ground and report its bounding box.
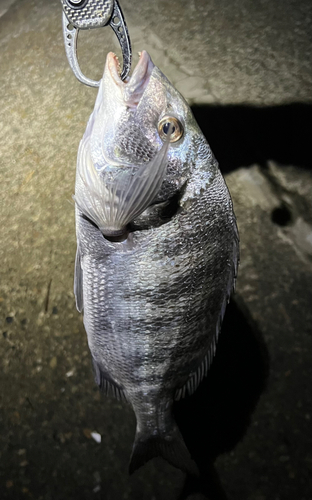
[172,102,312,499]
[192,103,312,173]
[1,102,311,500]
[174,299,269,500]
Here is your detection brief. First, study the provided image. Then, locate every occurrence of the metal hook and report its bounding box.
[61,0,132,87]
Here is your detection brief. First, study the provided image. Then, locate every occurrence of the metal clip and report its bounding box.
[61,0,132,87]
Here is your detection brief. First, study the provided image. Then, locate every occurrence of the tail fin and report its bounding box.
[129,423,198,476]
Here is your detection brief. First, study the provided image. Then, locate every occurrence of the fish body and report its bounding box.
[74,51,239,474]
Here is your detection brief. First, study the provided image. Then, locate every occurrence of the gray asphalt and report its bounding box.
[0,1,312,499]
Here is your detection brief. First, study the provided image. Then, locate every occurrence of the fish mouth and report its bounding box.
[106,50,155,107]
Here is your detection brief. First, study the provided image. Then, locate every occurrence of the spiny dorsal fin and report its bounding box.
[174,223,239,401]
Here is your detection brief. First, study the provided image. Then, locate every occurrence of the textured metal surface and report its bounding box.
[61,0,132,86]
[62,12,101,87]
[109,0,131,81]
[60,0,113,29]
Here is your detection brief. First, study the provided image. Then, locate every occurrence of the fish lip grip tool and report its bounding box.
[61,0,132,87]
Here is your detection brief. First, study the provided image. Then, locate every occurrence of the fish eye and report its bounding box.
[158,116,184,143]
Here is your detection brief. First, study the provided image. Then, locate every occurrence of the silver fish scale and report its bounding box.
[111,119,189,203]
[77,165,238,412]
[74,54,239,472]
[115,120,157,164]
[60,0,113,29]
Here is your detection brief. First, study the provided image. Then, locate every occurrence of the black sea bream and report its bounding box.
[74,51,239,474]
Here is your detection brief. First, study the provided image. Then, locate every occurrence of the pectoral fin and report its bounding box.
[75,126,172,236]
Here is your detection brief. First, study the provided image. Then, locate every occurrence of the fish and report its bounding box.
[73,50,239,475]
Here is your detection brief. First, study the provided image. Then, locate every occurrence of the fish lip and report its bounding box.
[127,50,153,87]
[106,52,125,87]
[106,50,154,107]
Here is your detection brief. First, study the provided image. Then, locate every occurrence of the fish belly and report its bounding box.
[82,170,236,402]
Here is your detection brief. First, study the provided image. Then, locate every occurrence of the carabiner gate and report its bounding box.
[61,0,132,87]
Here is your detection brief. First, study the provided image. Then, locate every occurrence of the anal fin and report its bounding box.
[92,358,128,403]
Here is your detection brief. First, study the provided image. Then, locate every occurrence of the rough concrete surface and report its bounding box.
[0,0,312,499]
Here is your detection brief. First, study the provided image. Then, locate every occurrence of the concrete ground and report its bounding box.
[0,0,312,499]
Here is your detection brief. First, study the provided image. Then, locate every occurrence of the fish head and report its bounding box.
[76,51,215,236]
[89,50,212,202]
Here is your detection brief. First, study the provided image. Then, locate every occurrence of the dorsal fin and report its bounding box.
[174,222,239,401]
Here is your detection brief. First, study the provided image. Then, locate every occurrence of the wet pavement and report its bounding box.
[0,0,312,499]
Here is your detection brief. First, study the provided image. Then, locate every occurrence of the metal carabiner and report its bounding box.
[60,0,132,87]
